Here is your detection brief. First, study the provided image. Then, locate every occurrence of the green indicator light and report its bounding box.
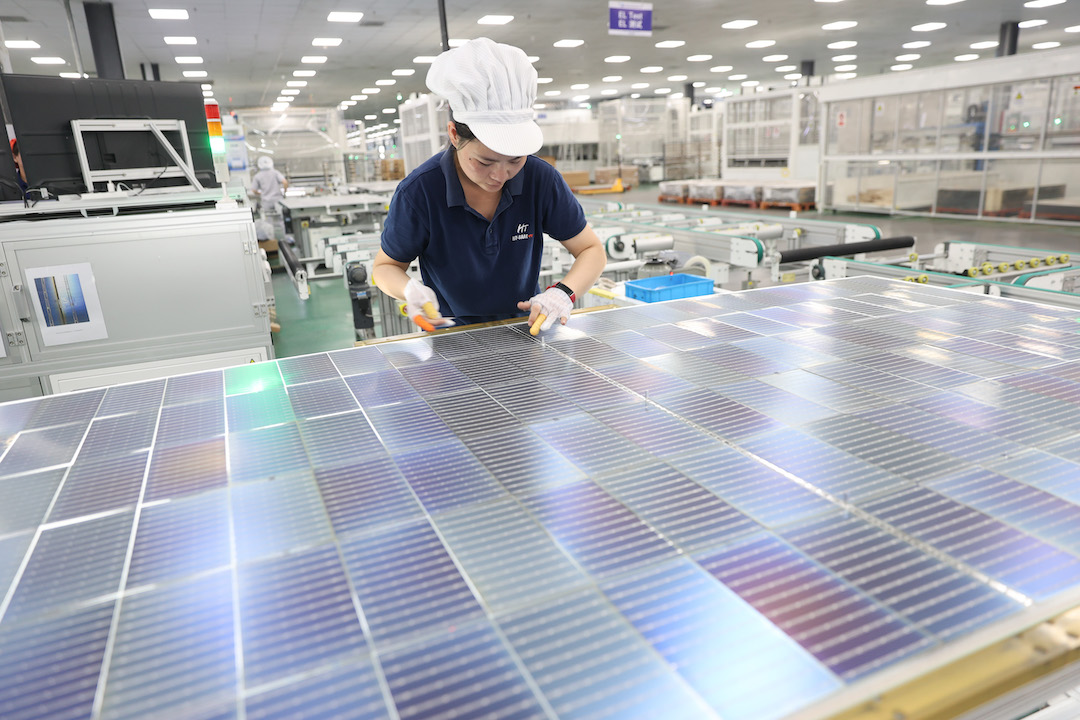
[615,134,622,140]
[1055,117,1062,125]
[1022,121,1030,128]
[209,136,226,154]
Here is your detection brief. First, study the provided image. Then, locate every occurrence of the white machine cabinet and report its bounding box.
[0,200,272,399]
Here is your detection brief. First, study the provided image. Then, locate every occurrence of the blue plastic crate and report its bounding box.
[624,273,714,303]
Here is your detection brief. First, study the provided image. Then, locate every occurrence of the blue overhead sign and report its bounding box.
[609,1,652,37]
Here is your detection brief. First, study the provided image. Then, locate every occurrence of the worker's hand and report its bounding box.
[404,278,453,327]
[517,287,573,333]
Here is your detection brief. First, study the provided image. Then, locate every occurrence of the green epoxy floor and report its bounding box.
[270,270,358,359]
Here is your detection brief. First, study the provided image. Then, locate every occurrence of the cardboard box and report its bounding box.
[560,170,590,188]
[380,158,405,180]
[595,166,638,188]
[537,155,557,167]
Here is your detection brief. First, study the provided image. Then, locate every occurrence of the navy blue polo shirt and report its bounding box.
[381,149,587,324]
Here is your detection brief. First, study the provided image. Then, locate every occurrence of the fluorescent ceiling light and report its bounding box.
[721,20,758,29]
[728,73,748,80]
[631,82,649,89]
[709,65,733,72]
[533,103,546,109]
[667,74,687,81]
[763,54,789,62]
[149,9,188,20]
[327,11,363,22]
[5,40,40,49]
[926,0,964,3]
[641,66,663,73]
[834,64,857,71]
[816,0,844,2]
[350,94,367,100]
[602,75,622,82]
[601,89,617,95]
[182,70,207,77]
[670,92,684,99]
[891,63,913,71]
[375,79,395,85]
[573,93,590,101]
[414,56,437,63]
[537,77,553,83]
[164,36,196,45]
[362,87,380,93]
[312,37,343,46]
[970,40,998,49]
[364,115,377,120]
[742,80,760,87]
[831,54,856,61]
[175,56,202,63]
[553,39,584,47]
[287,80,308,87]
[895,53,920,61]
[382,108,396,114]
[705,87,722,93]
[1018,19,1047,28]
[1068,25,1080,32]
[902,40,931,48]
[775,65,797,71]
[202,90,214,97]
[201,83,212,90]
[745,40,776,48]
[835,72,857,79]
[276,97,293,103]
[687,54,712,62]
[294,70,316,77]
[630,93,641,98]
[784,73,802,79]
[655,88,672,94]
[655,40,686,48]
[59,72,83,78]
[342,100,356,106]
[605,55,631,62]
[477,14,513,24]
[911,22,946,31]
[954,54,979,61]
[571,83,589,89]
[692,81,705,87]
[1033,41,1061,48]
[282,89,300,95]
[302,56,327,63]
[1024,0,1064,6]
[822,21,858,30]
[827,40,857,49]
[544,90,561,96]
[392,69,415,76]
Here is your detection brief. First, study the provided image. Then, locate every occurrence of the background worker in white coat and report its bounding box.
[372,37,606,332]
[250,155,288,214]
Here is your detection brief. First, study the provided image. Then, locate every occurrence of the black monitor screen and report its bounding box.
[0,74,217,194]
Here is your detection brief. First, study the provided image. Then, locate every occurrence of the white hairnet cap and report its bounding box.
[257,155,274,170]
[426,37,542,157]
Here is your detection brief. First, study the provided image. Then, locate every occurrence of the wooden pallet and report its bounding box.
[759,201,816,212]
[720,198,759,209]
[687,197,725,206]
[658,195,688,204]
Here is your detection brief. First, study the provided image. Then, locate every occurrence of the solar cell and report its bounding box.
[2,277,1080,719]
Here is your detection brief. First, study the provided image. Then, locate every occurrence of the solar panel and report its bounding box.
[2,276,1080,720]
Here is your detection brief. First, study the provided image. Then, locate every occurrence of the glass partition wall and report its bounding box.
[821,70,1080,223]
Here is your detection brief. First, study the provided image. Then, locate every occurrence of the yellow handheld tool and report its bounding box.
[530,314,547,336]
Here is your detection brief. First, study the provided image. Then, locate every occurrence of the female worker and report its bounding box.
[372,38,606,332]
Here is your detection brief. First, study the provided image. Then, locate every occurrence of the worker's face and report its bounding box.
[449,125,525,194]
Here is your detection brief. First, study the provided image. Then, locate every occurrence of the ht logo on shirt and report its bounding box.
[511,223,533,242]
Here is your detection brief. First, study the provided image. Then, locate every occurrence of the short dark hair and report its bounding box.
[450,118,476,150]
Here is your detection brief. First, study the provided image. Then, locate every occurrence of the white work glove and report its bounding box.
[518,286,573,333]
[404,278,454,328]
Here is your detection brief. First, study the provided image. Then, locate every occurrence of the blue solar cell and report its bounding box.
[365,401,456,454]
[127,489,230,587]
[0,532,32,603]
[985,450,1080,502]
[637,323,723,351]
[601,558,841,720]
[398,360,476,397]
[24,389,104,430]
[0,603,114,720]
[376,338,438,368]
[596,329,676,359]
[0,423,87,477]
[163,371,223,406]
[378,620,547,720]
[314,457,420,536]
[426,388,523,437]
[714,311,797,335]
[803,415,959,481]
[497,588,711,720]
[99,379,166,416]
[0,400,36,443]
[49,452,148,521]
[809,361,941,402]
[298,411,383,471]
[285,378,360,419]
[1000,372,1080,405]
[690,343,795,377]
[717,379,837,427]
[328,345,394,376]
[228,424,309,483]
[277,353,340,385]
[934,336,1061,369]
[5,511,133,622]
[732,335,842,369]
[77,412,157,459]
[101,572,236,720]
[597,359,697,397]
[145,437,227,501]
[909,392,1066,446]
[239,545,366,686]
[644,352,751,388]
[344,369,421,408]
[675,317,761,342]
[542,369,645,413]
[461,427,586,495]
[653,388,783,441]
[593,403,715,461]
[530,413,656,477]
[340,519,485,645]
[226,386,295,432]
[435,499,589,613]
[156,399,224,449]
[0,468,65,535]
[232,474,332,563]
[245,660,390,720]
[519,479,679,577]
[852,352,981,389]
[549,336,634,366]
[393,439,506,513]
[852,404,1026,465]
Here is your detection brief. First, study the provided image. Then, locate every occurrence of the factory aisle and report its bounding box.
[270,183,1080,359]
